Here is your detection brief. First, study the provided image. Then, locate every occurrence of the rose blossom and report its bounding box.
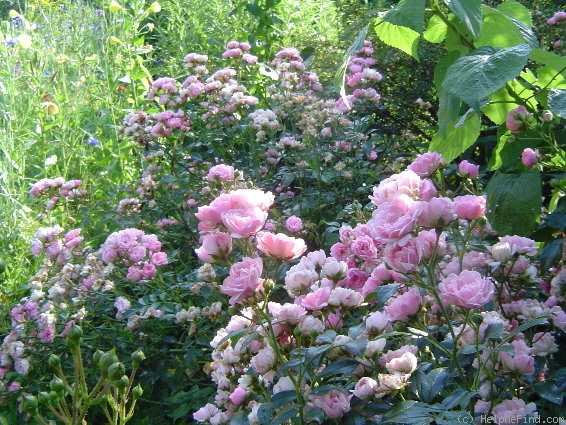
[206,164,235,181]
[352,377,378,399]
[228,386,246,405]
[385,351,418,374]
[438,270,494,309]
[453,195,486,220]
[417,197,456,228]
[220,257,264,305]
[384,287,421,321]
[407,151,445,177]
[256,232,307,261]
[521,148,539,168]
[221,207,268,238]
[506,105,530,133]
[369,194,421,242]
[309,390,352,419]
[250,346,275,373]
[195,232,232,262]
[491,397,537,424]
[285,215,303,232]
[458,160,480,178]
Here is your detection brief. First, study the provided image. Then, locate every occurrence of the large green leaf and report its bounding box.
[442,44,531,110]
[549,89,566,118]
[382,0,426,33]
[423,14,447,43]
[486,170,542,236]
[430,110,480,162]
[374,18,420,60]
[476,7,537,48]
[444,0,482,39]
[497,0,532,27]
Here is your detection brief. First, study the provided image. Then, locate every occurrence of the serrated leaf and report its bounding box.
[381,401,435,424]
[375,18,420,60]
[476,7,537,48]
[445,0,482,39]
[486,170,541,236]
[382,0,426,33]
[272,404,299,425]
[530,49,566,69]
[430,110,480,163]
[488,130,540,171]
[539,238,563,270]
[424,14,447,43]
[505,316,549,341]
[257,403,272,425]
[497,0,532,27]
[533,382,564,405]
[549,89,566,118]
[484,323,504,341]
[441,389,477,409]
[271,390,297,409]
[414,368,449,403]
[345,338,368,357]
[442,44,531,110]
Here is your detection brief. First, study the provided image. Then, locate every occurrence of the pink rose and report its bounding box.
[285,215,303,233]
[220,257,264,305]
[458,160,480,178]
[370,170,423,205]
[369,194,420,242]
[207,164,235,181]
[407,151,445,177]
[256,232,307,261]
[384,287,421,321]
[521,148,539,168]
[249,346,275,373]
[453,195,486,220]
[352,377,378,400]
[350,235,378,260]
[383,238,424,274]
[222,207,267,238]
[505,105,530,133]
[300,286,331,310]
[126,265,144,281]
[195,232,232,262]
[309,390,352,419]
[418,197,456,228]
[438,270,494,309]
[229,387,246,405]
[385,351,418,374]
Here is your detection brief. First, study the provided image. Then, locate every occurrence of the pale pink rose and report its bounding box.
[416,229,446,259]
[491,397,537,424]
[365,311,390,334]
[298,315,325,333]
[352,377,378,400]
[385,352,418,374]
[273,303,307,325]
[150,251,168,265]
[407,152,445,177]
[379,345,418,368]
[273,376,295,394]
[220,257,264,305]
[521,148,539,168]
[142,263,157,279]
[382,237,424,274]
[419,178,437,201]
[207,164,235,181]
[531,332,558,356]
[506,105,530,133]
[229,387,246,405]
[222,207,267,238]
[417,197,456,228]
[229,189,274,211]
[369,194,420,242]
[458,160,480,178]
[499,339,535,375]
[453,195,486,220]
[369,170,423,205]
[330,242,350,261]
[321,260,347,281]
[193,403,221,422]
[498,235,538,256]
[128,245,147,262]
[340,268,368,291]
[376,373,410,392]
[284,268,318,296]
[328,287,363,307]
[309,390,352,419]
[384,287,421,321]
[438,270,494,309]
[126,265,144,281]
[350,235,378,260]
[196,232,233,262]
[300,286,331,310]
[250,346,275,373]
[325,312,343,329]
[256,232,307,261]
[285,215,303,233]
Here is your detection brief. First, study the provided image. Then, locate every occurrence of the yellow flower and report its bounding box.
[40,102,59,115]
[17,34,32,49]
[148,2,161,13]
[108,0,123,12]
[109,36,122,45]
[55,54,72,63]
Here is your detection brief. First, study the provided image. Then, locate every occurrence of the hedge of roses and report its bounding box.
[1,34,565,424]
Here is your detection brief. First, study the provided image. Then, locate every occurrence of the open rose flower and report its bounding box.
[220,257,264,305]
[438,270,494,309]
[256,232,307,261]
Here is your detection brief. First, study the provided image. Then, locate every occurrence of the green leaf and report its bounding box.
[539,238,564,270]
[381,401,435,424]
[257,403,272,425]
[486,170,542,236]
[272,405,299,425]
[505,316,549,341]
[533,382,564,405]
[549,89,566,118]
[374,283,399,308]
[442,44,531,110]
[488,130,541,171]
[530,49,566,69]
[440,389,477,410]
[344,338,368,357]
[429,111,480,163]
[482,78,534,125]
[444,0,482,39]
[484,323,504,341]
[317,358,359,378]
[374,18,420,60]
[497,0,532,27]
[382,0,426,34]
[270,390,297,409]
[424,14,447,43]
[413,368,449,403]
[476,7,537,48]
[334,25,369,102]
